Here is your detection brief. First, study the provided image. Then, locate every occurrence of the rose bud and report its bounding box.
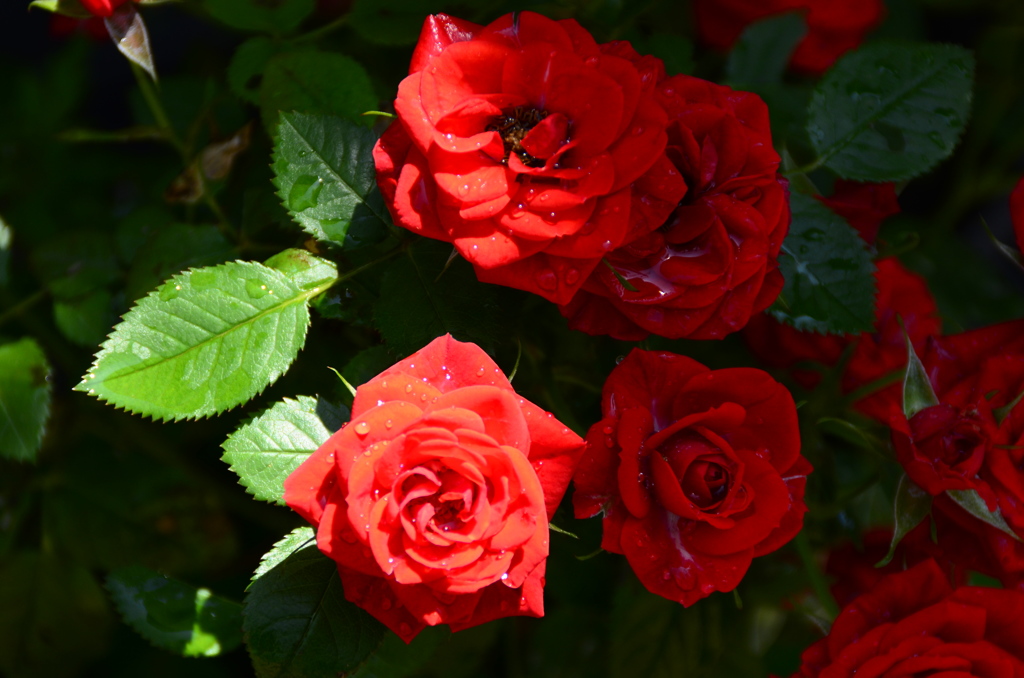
[790,560,1024,677]
[560,75,789,340]
[80,0,132,18]
[693,0,886,76]
[373,12,687,305]
[573,349,811,605]
[284,335,586,641]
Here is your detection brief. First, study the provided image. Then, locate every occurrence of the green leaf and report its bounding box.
[374,239,519,357]
[106,566,243,657]
[0,552,112,678]
[31,230,119,299]
[222,396,348,505]
[251,527,315,586]
[726,13,806,85]
[28,0,92,18]
[202,0,314,33]
[349,626,449,678]
[348,0,437,45]
[641,34,694,76]
[228,37,278,104]
[53,289,114,347]
[816,417,875,451]
[244,527,386,678]
[806,42,974,181]
[0,215,10,287]
[260,52,377,131]
[878,474,932,567]
[0,338,52,463]
[341,346,395,396]
[126,223,235,303]
[947,488,1022,542]
[76,258,338,421]
[901,329,939,418]
[272,112,391,249]
[263,248,342,291]
[767,192,877,334]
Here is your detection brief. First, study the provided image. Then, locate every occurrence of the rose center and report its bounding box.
[681,460,730,509]
[487,106,549,167]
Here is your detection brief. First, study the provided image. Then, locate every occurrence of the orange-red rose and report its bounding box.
[284,335,585,641]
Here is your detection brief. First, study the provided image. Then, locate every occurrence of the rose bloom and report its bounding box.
[694,0,886,75]
[573,349,810,605]
[79,0,131,18]
[791,560,1024,677]
[283,335,585,641]
[744,257,941,422]
[560,75,789,340]
[374,12,687,305]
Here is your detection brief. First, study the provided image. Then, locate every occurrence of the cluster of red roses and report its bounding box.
[282,7,1024,677]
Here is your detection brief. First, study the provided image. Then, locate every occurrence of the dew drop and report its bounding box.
[501,572,509,581]
[476,366,486,377]
[354,421,371,436]
[602,425,614,434]
[564,268,580,285]
[420,393,428,401]
[288,175,323,211]
[534,268,558,291]
[381,597,393,610]
[245,279,269,299]
[405,384,414,393]
[631,125,646,136]
[385,419,393,429]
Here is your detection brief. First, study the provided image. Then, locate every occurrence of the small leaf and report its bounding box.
[374,239,519,357]
[878,474,932,567]
[202,0,314,33]
[272,112,391,249]
[244,527,386,678]
[53,289,114,347]
[816,417,875,451]
[726,12,806,85]
[767,192,877,334]
[263,248,341,291]
[77,258,338,421]
[806,42,974,181]
[901,329,939,419]
[947,489,1022,542]
[31,230,119,299]
[105,4,157,81]
[0,215,10,287]
[222,396,348,505]
[260,52,377,131]
[106,566,243,657]
[0,338,52,463]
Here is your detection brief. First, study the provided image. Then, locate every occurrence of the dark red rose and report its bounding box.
[49,15,110,40]
[694,0,886,75]
[283,335,585,641]
[560,75,789,340]
[573,349,810,605]
[817,180,900,245]
[80,0,131,18]
[373,12,687,305]
[792,560,1024,678]
[744,257,941,422]
[1012,177,1024,254]
[891,404,994,498]
[929,496,1024,590]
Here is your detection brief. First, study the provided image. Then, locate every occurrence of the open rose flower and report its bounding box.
[573,349,810,605]
[694,0,886,75]
[283,335,585,641]
[560,75,788,340]
[792,560,1024,677]
[745,257,941,422]
[373,12,687,305]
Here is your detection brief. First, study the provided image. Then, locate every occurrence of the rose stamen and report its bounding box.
[487,106,549,167]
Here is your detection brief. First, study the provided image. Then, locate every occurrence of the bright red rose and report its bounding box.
[560,75,789,340]
[283,335,586,641]
[373,13,687,305]
[817,180,900,245]
[694,0,886,75]
[573,349,810,605]
[79,0,131,18]
[792,560,1024,678]
[1012,177,1024,254]
[744,257,941,422]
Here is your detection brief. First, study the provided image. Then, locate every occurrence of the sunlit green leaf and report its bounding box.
[222,396,347,505]
[0,338,52,463]
[76,258,337,421]
[807,42,974,181]
[106,566,243,657]
[126,224,235,303]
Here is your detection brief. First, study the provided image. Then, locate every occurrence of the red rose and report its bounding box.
[283,335,585,641]
[744,258,941,422]
[694,0,886,75]
[79,0,131,18]
[559,75,789,340]
[1012,177,1024,254]
[792,560,1024,678]
[930,496,1024,590]
[373,13,687,305]
[573,349,810,605]
[891,403,994,498]
[817,180,900,245]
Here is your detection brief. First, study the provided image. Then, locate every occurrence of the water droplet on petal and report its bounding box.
[354,421,371,436]
[565,268,580,285]
[405,384,413,393]
[385,419,393,429]
[534,269,558,291]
